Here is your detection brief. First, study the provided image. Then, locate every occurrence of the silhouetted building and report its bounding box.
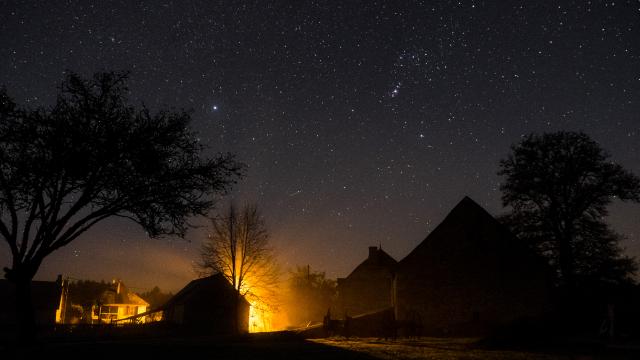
[336,246,397,317]
[159,273,250,334]
[334,196,552,337]
[394,196,551,335]
[0,275,62,328]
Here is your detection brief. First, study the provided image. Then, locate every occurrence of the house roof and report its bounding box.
[344,247,397,280]
[118,291,148,306]
[99,281,149,306]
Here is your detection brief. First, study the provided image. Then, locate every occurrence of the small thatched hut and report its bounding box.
[160,273,250,334]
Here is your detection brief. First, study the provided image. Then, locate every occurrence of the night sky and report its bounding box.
[1,1,639,292]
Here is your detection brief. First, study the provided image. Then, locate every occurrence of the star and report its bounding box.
[390,82,402,98]
[3,0,639,296]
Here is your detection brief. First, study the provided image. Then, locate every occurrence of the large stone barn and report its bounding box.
[394,196,551,336]
[159,273,250,334]
[336,246,397,317]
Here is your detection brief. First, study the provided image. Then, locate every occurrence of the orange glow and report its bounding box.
[219,258,280,332]
[249,302,273,332]
[242,278,277,332]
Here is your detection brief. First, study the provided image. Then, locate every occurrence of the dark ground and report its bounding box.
[5,332,374,360]
[2,332,640,360]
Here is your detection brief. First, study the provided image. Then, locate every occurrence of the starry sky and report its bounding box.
[1,1,639,292]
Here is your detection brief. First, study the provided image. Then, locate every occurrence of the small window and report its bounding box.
[101,306,118,314]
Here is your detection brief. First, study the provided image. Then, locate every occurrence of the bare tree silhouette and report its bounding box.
[197,203,280,332]
[0,72,244,342]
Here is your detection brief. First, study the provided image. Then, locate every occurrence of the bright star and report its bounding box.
[390,82,402,98]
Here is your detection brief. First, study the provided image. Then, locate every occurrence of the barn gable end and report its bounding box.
[395,196,551,335]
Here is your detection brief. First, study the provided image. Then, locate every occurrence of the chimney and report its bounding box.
[368,246,378,259]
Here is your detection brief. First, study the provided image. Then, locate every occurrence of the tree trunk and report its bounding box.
[233,289,240,334]
[557,232,577,332]
[14,275,37,344]
[558,235,575,290]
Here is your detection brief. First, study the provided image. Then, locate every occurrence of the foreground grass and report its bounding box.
[3,333,375,360]
[3,332,639,359]
[311,337,624,360]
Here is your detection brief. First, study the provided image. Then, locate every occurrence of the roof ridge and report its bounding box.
[398,195,501,264]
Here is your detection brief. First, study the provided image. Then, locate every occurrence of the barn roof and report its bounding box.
[398,195,542,267]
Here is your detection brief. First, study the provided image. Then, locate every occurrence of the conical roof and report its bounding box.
[399,196,531,266]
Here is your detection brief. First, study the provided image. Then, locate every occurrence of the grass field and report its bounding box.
[3,333,639,359]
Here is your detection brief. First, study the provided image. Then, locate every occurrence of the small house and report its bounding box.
[91,280,149,324]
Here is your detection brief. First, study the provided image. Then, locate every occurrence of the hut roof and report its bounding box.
[159,273,250,311]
